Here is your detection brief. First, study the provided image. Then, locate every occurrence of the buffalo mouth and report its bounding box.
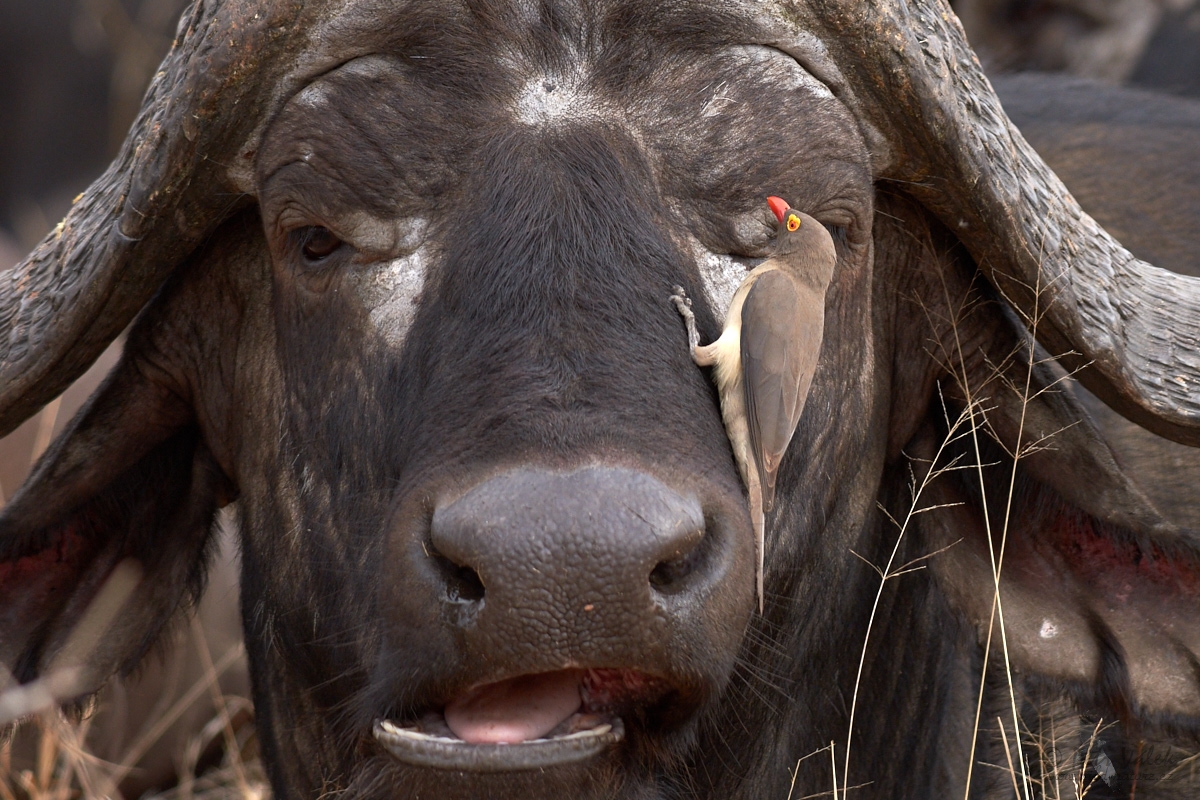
[373,668,668,771]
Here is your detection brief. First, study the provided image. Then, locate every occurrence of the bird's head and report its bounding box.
[766,196,837,286]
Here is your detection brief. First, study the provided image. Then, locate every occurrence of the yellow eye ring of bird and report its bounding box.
[786,214,801,232]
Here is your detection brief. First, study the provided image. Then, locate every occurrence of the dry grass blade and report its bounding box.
[94,642,246,796]
[2,644,264,800]
[947,264,1057,800]
[792,782,872,800]
[29,399,61,466]
[0,744,14,800]
[191,619,253,799]
[786,742,838,800]
[998,716,1023,800]
[912,257,1093,800]
[830,741,838,800]
[1156,748,1200,783]
[1074,719,1105,799]
[839,391,977,796]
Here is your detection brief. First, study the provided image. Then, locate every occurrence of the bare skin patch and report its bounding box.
[295,83,331,109]
[689,237,763,325]
[344,246,429,348]
[514,69,607,128]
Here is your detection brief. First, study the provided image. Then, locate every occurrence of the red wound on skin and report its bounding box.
[0,527,88,587]
[767,196,790,223]
[0,526,95,642]
[1051,511,1200,599]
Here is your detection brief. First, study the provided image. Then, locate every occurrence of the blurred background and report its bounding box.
[0,0,186,261]
[0,0,1198,797]
[956,0,1200,91]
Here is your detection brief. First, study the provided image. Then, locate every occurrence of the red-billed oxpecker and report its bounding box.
[671,196,836,610]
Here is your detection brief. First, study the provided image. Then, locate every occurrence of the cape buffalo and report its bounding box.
[2,1,1200,798]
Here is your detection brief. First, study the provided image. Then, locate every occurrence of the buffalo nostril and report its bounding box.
[432,553,486,603]
[649,559,684,590]
[649,523,710,593]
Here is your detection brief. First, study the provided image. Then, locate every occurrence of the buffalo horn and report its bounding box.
[767,0,1200,446]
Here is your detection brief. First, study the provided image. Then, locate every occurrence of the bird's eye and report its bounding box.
[298,226,343,262]
[786,214,801,232]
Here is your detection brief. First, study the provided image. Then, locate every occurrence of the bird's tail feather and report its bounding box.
[749,472,765,613]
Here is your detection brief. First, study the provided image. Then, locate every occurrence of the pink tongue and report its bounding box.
[444,670,583,744]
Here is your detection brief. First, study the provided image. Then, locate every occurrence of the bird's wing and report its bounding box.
[740,268,826,511]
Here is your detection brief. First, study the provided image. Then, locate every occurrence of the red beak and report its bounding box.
[767,196,790,223]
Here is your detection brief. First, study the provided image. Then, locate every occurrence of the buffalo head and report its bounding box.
[3,1,1200,797]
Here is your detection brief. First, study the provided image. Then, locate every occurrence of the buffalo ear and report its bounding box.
[0,291,238,705]
[884,185,1200,730]
[915,328,1200,726]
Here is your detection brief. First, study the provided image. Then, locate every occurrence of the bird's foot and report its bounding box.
[670,286,702,353]
[670,286,692,316]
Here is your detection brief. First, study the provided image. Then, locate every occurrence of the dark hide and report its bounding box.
[949,0,1200,97]
[1133,5,1200,98]
[996,74,1200,279]
[2,4,1200,800]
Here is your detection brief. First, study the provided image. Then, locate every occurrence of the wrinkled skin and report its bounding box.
[4,3,1200,799]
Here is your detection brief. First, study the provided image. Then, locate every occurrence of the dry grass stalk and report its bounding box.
[798,244,1200,799]
[1,654,266,800]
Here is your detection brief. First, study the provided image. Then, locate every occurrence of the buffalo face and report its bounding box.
[239,14,873,794]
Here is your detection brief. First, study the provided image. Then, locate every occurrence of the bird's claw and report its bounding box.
[669,287,701,354]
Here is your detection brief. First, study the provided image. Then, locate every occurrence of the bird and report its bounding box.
[671,196,837,611]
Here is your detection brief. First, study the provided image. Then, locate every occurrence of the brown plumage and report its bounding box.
[672,197,837,610]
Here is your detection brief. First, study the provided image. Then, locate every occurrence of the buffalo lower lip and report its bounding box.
[373,717,624,771]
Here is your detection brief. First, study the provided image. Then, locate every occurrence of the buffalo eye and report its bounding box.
[297,226,343,262]
[822,223,849,253]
